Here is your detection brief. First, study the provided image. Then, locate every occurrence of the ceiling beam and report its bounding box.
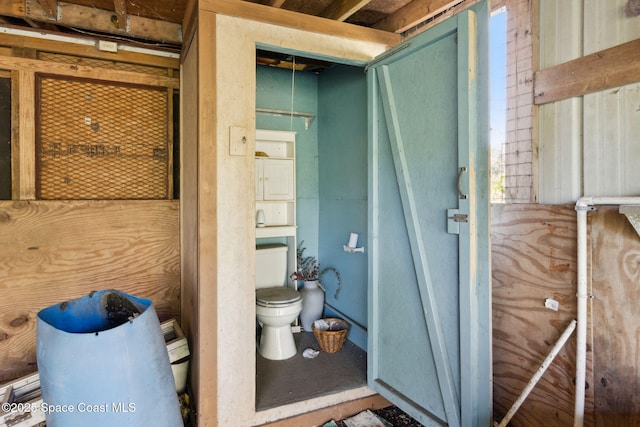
[201,0,400,48]
[1,1,182,45]
[319,0,373,21]
[265,0,287,7]
[38,0,58,18]
[0,0,26,16]
[23,17,44,28]
[113,0,127,30]
[373,0,464,33]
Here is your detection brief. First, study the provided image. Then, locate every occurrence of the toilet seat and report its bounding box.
[256,287,301,308]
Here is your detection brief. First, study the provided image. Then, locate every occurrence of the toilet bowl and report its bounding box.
[256,287,302,360]
[256,244,302,360]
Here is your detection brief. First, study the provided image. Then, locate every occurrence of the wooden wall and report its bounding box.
[0,33,182,384]
[591,208,640,426]
[493,204,640,426]
[0,200,180,382]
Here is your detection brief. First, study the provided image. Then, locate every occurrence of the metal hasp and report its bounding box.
[447,209,468,234]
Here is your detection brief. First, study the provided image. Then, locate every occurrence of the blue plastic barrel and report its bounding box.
[36,290,183,427]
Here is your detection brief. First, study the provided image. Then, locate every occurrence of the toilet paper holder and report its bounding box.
[343,232,365,254]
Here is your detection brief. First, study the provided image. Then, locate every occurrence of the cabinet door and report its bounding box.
[262,159,294,200]
[255,159,264,201]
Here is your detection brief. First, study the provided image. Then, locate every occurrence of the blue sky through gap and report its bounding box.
[490,9,506,152]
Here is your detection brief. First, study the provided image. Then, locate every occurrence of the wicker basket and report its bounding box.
[312,318,350,353]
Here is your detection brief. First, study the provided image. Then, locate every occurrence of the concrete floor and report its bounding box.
[255,332,367,411]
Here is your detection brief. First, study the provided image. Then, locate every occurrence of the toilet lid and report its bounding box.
[256,287,301,307]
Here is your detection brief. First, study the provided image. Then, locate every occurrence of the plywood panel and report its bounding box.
[591,207,640,426]
[0,200,180,382]
[492,204,594,426]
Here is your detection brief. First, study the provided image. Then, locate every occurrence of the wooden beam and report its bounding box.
[319,0,373,21]
[181,0,197,58]
[0,0,25,17]
[23,17,44,28]
[200,0,400,47]
[12,69,36,200]
[266,0,286,7]
[0,32,180,70]
[0,55,180,88]
[373,0,464,33]
[38,0,58,18]
[403,0,478,39]
[534,38,640,105]
[57,2,183,44]
[491,0,506,11]
[2,1,182,45]
[257,394,392,427]
[113,0,127,31]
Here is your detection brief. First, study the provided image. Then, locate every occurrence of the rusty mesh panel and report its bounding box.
[38,77,168,199]
[38,52,170,76]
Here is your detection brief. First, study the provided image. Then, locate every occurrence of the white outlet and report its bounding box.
[97,40,118,53]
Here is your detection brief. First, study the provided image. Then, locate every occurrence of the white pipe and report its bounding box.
[574,204,588,427]
[574,196,640,427]
[495,319,577,427]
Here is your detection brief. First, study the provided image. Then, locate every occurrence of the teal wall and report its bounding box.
[256,65,319,253]
[256,64,368,350]
[317,65,368,349]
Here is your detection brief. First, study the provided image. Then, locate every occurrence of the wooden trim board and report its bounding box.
[534,38,640,105]
[0,32,180,70]
[256,394,391,427]
[200,0,400,47]
[0,55,179,88]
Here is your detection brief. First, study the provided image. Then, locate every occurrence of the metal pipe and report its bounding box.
[495,319,577,427]
[574,196,640,427]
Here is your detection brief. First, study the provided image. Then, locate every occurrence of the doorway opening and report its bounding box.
[254,50,371,411]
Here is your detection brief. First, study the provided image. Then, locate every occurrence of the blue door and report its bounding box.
[367,3,491,426]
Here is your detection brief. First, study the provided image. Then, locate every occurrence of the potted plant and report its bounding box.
[290,241,342,331]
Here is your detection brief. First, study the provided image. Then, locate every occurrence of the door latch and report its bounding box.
[447,209,468,234]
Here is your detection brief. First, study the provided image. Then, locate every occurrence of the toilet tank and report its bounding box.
[255,244,289,289]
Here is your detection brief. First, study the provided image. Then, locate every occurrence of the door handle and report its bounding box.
[457,167,468,200]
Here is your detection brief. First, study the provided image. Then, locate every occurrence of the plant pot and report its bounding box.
[299,280,325,331]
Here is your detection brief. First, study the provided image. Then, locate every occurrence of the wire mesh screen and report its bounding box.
[38,76,168,199]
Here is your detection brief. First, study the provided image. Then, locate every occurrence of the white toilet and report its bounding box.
[256,244,302,360]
